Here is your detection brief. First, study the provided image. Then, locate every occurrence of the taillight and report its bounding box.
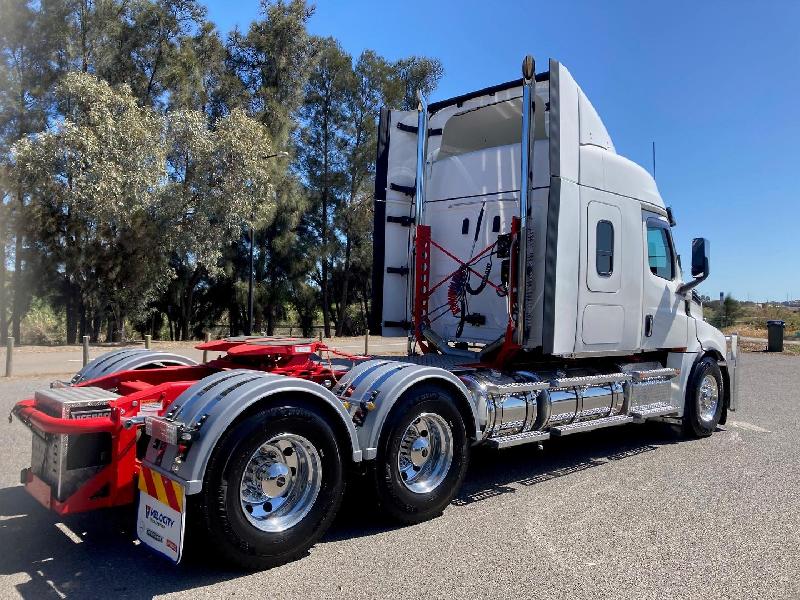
[145,417,180,445]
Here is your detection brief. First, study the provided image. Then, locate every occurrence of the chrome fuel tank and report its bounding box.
[461,369,625,440]
[460,371,542,439]
[537,381,624,429]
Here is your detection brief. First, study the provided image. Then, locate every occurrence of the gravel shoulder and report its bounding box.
[0,352,797,599]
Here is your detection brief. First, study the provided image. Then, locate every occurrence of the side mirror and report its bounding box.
[691,237,710,278]
[679,237,710,294]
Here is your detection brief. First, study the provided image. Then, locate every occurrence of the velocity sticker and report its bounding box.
[137,467,186,563]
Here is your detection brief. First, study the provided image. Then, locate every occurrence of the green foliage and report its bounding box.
[706,294,743,328]
[12,72,170,338]
[20,297,66,344]
[297,38,442,336]
[0,0,445,341]
[708,298,800,337]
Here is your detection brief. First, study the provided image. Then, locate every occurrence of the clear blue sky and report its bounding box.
[207,0,800,302]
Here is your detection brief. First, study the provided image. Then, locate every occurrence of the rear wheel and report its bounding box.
[199,403,344,570]
[682,356,724,438]
[374,385,469,524]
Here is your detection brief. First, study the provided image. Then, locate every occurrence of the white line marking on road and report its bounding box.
[727,421,771,433]
[55,522,83,544]
[0,514,26,522]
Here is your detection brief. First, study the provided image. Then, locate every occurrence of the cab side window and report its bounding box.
[646,222,675,280]
[596,220,614,276]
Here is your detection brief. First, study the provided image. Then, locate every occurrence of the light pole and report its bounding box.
[246,151,289,336]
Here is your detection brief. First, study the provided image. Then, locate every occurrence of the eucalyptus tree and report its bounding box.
[11,72,169,342]
[126,0,208,106]
[296,36,351,337]
[161,108,277,339]
[0,0,55,341]
[165,20,245,118]
[226,0,317,335]
[385,56,445,110]
[227,0,316,144]
[332,50,390,335]
[257,174,309,335]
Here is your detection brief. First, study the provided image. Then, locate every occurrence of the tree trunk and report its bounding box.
[335,236,352,336]
[180,316,189,340]
[180,269,201,341]
[91,312,101,343]
[79,301,87,339]
[229,292,239,337]
[320,100,332,338]
[362,283,371,334]
[266,305,275,336]
[117,309,125,343]
[0,237,6,344]
[11,223,23,341]
[65,277,77,345]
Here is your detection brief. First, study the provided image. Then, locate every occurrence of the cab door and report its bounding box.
[640,211,688,350]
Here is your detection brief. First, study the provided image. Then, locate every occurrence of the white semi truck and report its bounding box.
[11,56,738,570]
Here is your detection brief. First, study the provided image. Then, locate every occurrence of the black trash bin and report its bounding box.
[767,320,785,352]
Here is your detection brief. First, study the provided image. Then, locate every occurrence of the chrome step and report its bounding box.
[484,381,551,395]
[629,402,678,423]
[550,373,632,388]
[630,368,679,381]
[486,430,551,449]
[550,414,634,437]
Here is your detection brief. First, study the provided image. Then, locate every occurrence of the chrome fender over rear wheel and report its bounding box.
[374,384,469,525]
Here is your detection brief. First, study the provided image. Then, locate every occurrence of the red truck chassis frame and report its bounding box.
[12,338,365,514]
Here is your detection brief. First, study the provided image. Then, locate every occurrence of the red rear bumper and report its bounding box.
[14,399,118,434]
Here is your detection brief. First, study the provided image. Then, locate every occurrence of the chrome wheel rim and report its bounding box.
[697,374,720,425]
[239,433,322,533]
[397,413,453,494]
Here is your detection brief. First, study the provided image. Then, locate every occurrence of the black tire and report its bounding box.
[374,384,469,524]
[682,356,724,438]
[198,402,345,570]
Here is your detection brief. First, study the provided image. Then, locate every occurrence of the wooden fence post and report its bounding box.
[4,337,13,377]
[203,332,211,363]
[82,336,90,367]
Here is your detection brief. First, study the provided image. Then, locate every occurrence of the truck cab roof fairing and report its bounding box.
[374,58,668,354]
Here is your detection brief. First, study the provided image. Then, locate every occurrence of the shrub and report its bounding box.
[20,298,66,345]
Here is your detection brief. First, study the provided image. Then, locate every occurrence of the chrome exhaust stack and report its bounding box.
[516,55,536,345]
[408,91,430,355]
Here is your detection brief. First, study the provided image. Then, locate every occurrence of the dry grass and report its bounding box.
[739,339,800,356]
[723,325,769,339]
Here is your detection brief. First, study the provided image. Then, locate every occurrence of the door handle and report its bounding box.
[644,315,654,337]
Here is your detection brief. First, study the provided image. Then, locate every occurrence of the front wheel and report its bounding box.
[374,384,469,524]
[199,402,345,570]
[682,356,724,438]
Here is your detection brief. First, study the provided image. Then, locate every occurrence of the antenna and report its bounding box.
[652,141,656,179]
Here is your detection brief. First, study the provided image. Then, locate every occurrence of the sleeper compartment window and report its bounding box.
[596,220,614,277]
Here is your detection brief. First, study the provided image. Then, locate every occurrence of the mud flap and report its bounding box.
[136,466,186,563]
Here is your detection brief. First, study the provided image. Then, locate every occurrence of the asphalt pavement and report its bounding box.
[0,352,797,599]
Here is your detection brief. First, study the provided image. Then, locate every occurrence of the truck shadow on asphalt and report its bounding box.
[0,422,689,598]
